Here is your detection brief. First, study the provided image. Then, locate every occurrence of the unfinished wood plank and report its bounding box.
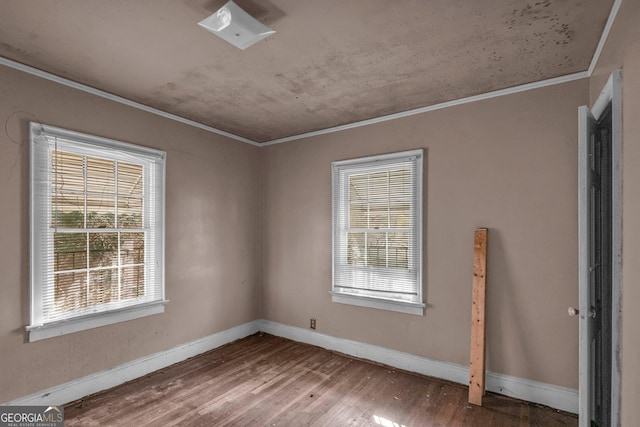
[469,228,488,406]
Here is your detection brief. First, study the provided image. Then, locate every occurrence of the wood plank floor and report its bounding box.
[64,333,577,426]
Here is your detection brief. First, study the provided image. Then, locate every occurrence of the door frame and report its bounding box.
[578,69,622,427]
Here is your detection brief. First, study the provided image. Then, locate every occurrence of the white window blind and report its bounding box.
[331,150,424,315]
[29,123,166,340]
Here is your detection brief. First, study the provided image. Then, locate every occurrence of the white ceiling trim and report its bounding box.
[587,0,622,77]
[0,0,621,148]
[263,0,621,146]
[0,56,261,146]
[262,71,589,146]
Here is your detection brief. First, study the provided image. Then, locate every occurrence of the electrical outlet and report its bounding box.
[310,318,316,329]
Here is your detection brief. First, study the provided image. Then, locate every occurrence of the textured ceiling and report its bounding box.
[0,0,613,143]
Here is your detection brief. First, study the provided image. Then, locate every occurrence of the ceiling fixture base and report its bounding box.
[198,0,276,50]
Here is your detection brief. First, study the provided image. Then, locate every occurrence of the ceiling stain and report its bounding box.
[0,0,614,142]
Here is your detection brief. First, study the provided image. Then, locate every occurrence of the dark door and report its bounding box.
[589,103,613,427]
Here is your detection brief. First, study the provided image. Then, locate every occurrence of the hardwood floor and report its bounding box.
[64,333,577,426]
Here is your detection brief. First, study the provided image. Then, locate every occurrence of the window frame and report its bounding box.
[28,123,167,341]
[331,149,425,315]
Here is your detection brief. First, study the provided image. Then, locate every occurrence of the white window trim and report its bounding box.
[331,149,425,315]
[26,301,168,341]
[28,123,167,341]
[330,291,425,315]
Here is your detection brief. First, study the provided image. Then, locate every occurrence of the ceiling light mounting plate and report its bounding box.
[198,0,276,50]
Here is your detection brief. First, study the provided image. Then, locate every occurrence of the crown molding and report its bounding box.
[587,0,622,77]
[265,0,621,145]
[261,71,588,145]
[0,56,261,146]
[1,0,621,147]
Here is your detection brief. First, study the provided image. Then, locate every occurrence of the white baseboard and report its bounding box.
[5,319,577,414]
[258,320,578,414]
[5,320,261,406]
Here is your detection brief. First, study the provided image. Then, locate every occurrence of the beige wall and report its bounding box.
[589,0,640,424]
[4,9,633,407]
[0,65,261,402]
[262,79,588,389]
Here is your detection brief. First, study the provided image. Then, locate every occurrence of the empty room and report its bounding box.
[0,0,638,426]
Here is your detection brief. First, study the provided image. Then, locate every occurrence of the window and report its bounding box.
[28,123,166,341]
[331,149,424,315]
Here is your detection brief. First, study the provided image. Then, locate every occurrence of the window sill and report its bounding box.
[330,292,425,315]
[26,300,169,342]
